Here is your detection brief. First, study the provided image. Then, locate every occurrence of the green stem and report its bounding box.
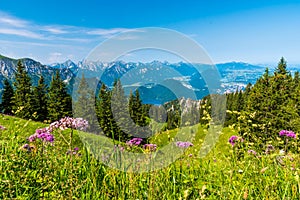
[69,128,73,199]
[40,140,45,199]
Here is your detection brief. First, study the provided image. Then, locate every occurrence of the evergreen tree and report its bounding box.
[32,75,48,121]
[111,80,131,140]
[48,71,72,121]
[12,60,34,119]
[74,75,98,132]
[96,83,113,136]
[129,89,148,127]
[239,58,297,145]
[128,89,151,137]
[0,79,14,114]
[275,57,287,75]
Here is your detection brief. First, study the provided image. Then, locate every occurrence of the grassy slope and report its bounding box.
[1,114,299,199]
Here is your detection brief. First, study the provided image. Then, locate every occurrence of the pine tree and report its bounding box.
[96,83,111,135]
[239,58,297,145]
[0,79,14,114]
[111,80,131,140]
[32,75,48,121]
[129,89,147,126]
[128,89,151,137]
[48,71,72,121]
[275,57,287,75]
[74,74,98,132]
[12,60,34,119]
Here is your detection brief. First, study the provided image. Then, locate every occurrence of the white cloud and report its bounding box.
[87,28,130,36]
[42,26,69,34]
[0,28,44,39]
[0,11,139,63]
[0,12,29,27]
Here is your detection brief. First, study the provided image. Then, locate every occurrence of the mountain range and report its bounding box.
[1,54,297,104]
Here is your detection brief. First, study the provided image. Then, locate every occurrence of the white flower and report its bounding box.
[279,149,285,155]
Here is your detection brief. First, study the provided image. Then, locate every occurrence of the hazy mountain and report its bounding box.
[0,54,75,90]
[0,54,269,103]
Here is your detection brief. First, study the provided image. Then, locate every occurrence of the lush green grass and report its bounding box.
[1,114,300,199]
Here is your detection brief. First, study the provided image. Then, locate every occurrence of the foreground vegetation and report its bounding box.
[1,115,299,199]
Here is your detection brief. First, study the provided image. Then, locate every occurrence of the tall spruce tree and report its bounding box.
[0,79,14,114]
[32,75,48,121]
[129,89,147,126]
[275,57,287,75]
[48,71,72,121]
[111,80,131,141]
[239,58,297,145]
[12,60,34,119]
[96,83,114,136]
[74,75,98,132]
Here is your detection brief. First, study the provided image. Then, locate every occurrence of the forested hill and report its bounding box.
[0,55,299,147]
[200,57,300,150]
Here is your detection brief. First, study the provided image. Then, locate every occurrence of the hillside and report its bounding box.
[1,114,299,199]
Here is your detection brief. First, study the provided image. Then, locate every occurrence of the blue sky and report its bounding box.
[0,0,300,65]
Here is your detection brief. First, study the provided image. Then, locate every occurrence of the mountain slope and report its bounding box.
[0,54,268,102]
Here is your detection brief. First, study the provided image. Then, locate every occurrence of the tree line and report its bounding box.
[200,57,300,148]
[2,58,299,145]
[0,60,153,141]
[0,60,72,122]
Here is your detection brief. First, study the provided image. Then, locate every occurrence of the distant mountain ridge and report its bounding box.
[0,54,270,103]
[0,54,76,89]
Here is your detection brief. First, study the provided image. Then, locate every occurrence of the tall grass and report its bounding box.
[0,114,299,199]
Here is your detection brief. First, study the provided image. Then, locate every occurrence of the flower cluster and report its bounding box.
[279,130,296,138]
[228,135,243,147]
[28,128,54,143]
[175,141,193,148]
[126,138,143,146]
[49,117,89,131]
[0,125,6,130]
[143,144,157,152]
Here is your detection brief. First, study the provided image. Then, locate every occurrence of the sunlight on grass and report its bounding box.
[1,114,300,199]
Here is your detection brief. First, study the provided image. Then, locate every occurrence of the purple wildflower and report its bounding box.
[49,117,89,131]
[286,131,296,138]
[74,147,79,151]
[175,141,193,148]
[119,146,125,151]
[38,132,54,143]
[279,130,296,139]
[28,133,39,142]
[279,130,287,136]
[126,138,143,146]
[28,128,54,143]
[0,125,6,130]
[228,135,239,146]
[143,144,157,152]
[247,150,257,155]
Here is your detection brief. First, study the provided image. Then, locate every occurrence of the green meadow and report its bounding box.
[1,114,299,199]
